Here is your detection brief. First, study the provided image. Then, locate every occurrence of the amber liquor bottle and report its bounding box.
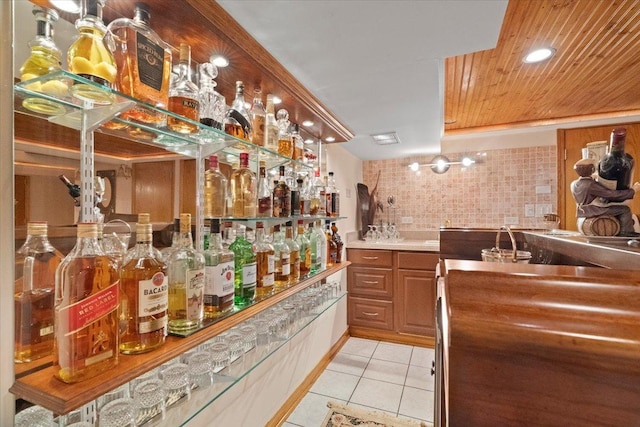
[284,221,300,286]
[273,165,291,217]
[53,223,119,383]
[272,225,291,291]
[257,160,273,217]
[203,219,235,318]
[598,127,635,190]
[229,152,257,218]
[168,43,200,134]
[295,220,311,278]
[253,222,275,299]
[204,154,228,218]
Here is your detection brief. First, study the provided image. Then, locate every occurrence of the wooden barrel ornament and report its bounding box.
[577,216,621,236]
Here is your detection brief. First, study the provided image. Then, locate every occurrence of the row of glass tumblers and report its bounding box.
[15,281,343,427]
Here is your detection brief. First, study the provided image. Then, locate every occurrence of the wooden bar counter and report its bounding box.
[436,260,640,427]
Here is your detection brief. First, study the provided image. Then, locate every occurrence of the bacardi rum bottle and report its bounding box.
[53,223,119,383]
[168,43,200,134]
[203,219,235,318]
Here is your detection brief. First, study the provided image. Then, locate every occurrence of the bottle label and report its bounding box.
[59,282,119,336]
[181,98,199,110]
[332,193,340,216]
[281,253,291,276]
[135,33,166,91]
[268,254,275,273]
[185,268,205,321]
[262,272,274,287]
[242,262,257,289]
[205,260,235,298]
[138,272,168,325]
[304,247,312,268]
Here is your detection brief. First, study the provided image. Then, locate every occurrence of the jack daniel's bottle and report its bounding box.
[598,128,635,190]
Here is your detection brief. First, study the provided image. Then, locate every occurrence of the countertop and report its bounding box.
[346,239,440,252]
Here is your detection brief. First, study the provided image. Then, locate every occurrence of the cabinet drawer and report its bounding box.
[397,251,439,270]
[347,249,393,267]
[348,296,394,330]
[348,266,393,298]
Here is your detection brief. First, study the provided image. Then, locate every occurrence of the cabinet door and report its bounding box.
[348,266,393,299]
[396,269,436,337]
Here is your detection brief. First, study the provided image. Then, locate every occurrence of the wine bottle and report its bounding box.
[598,127,635,190]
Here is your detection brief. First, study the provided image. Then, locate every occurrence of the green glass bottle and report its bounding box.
[229,226,256,306]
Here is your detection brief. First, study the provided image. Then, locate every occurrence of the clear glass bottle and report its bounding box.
[222,221,235,249]
[295,219,311,279]
[284,221,300,286]
[107,2,172,124]
[298,177,310,216]
[271,225,290,292]
[251,88,266,146]
[229,226,257,307]
[322,174,332,217]
[331,222,344,264]
[53,223,119,383]
[264,94,279,151]
[198,62,225,130]
[257,160,273,217]
[167,213,205,333]
[291,123,304,161]
[14,222,63,363]
[204,154,228,218]
[305,222,321,274]
[309,169,325,216]
[67,0,117,105]
[273,165,291,218]
[276,109,293,158]
[598,127,635,190]
[229,152,257,218]
[328,171,340,217]
[160,218,180,262]
[20,6,68,115]
[253,222,275,299]
[168,43,200,134]
[315,220,328,271]
[225,81,252,141]
[119,221,167,354]
[203,219,235,318]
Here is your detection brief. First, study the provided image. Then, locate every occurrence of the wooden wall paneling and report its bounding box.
[14,175,29,227]
[558,122,640,231]
[180,159,196,217]
[133,161,174,222]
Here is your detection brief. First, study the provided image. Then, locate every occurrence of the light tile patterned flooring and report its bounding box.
[284,337,435,426]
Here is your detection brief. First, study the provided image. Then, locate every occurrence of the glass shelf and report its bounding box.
[13,71,315,171]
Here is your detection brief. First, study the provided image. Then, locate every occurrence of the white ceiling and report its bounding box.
[218,0,508,161]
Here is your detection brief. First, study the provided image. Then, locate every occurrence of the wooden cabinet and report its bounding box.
[347,248,439,346]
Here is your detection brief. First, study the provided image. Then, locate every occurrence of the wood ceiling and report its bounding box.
[444,0,640,135]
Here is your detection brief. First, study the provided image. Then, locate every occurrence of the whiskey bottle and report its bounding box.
[119,220,167,354]
[257,160,273,217]
[284,221,300,286]
[14,222,63,363]
[325,220,337,267]
[264,94,279,151]
[298,178,310,216]
[204,154,228,218]
[253,222,275,299]
[322,175,333,217]
[53,223,119,383]
[107,2,172,124]
[331,222,343,264]
[291,178,301,216]
[229,226,257,306]
[167,213,205,333]
[229,152,257,218]
[328,172,340,217]
[203,219,235,318]
[67,0,117,105]
[309,169,325,216]
[251,88,266,146]
[198,62,226,130]
[295,220,311,278]
[272,165,291,217]
[291,123,304,161]
[276,109,293,159]
[168,43,200,134]
[598,127,635,190]
[20,6,69,115]
[272,225,291,292]
[225,81,252,141]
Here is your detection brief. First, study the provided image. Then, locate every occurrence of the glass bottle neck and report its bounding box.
[178,231,194,249]
[209,232,224,250]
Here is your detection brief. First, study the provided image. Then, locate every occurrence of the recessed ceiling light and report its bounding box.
[523,47,556,63]
[371,132,400,145]
[302,120,314,127]
[50,0,80,13]
[272,96,282,105]
[304,139,314,144]
[210,55,229,67]
[325,136,335,142]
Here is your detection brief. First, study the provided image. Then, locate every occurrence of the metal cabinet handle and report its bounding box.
[362,256,379,260]
[431,360,436,376]
[362,311,379,316]
[362,280,379,285]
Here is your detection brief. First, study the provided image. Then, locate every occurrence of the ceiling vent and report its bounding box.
[371,132,400,145]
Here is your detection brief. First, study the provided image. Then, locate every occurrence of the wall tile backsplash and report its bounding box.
[362,146,556,231]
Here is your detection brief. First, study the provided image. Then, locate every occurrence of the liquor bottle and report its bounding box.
[295,220,311,278]
[273,165,291,217]
[124,212,161,266]
[167,213,205,333]
[328,171,340,217]
[325,220,337,267]
[229,226,257,306]
[229,152,257,218]
[309,169,325,216]
[253,222,275,299]
[284,221,300,286]
[312,220,327,272]
[198,62,225,130]
[331,222,343,264]
[291,123,304,161]
[107,2,172,124]
[598,127,635,190]
[276,109,293,158]
[204,154,228,218]
[203,219,235,318]
[168,43,200,134]
[298,178,310,216]
[53,223,119,383]
[222,221,235,249]
[305,222,322,274]
[257,160,273,217]
[119,220,168,354]
[160,218,180,262]
[322,175,333,217]
[251,88,266,146]
[225,81,252,141]
[291,177,301,216]
[272,225,291,292]
[67,0,117,105]
[14,222,62,363]
[19,6,69,114]
[264,94,279,151]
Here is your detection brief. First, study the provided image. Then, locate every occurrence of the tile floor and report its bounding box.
[284,337,435,427]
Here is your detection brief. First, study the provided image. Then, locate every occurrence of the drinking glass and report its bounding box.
[96,383,130,412]
[128,367,159,396]
[188,351,214,388]
[252,318,270,349]
[161,363,191,406]
[239,324,257,352]
[14,405,53,427]
[226,331,245,363]
[133,378,166,425]
[98,398,135,427]
[209,341,231,373]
